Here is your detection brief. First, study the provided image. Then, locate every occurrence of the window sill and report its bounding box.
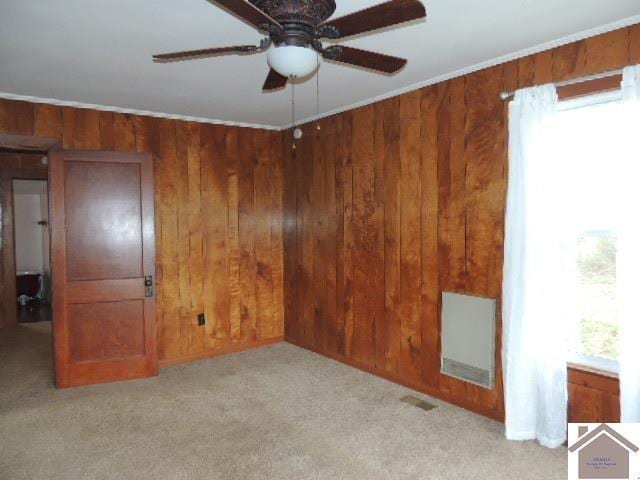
[567,362,619,380]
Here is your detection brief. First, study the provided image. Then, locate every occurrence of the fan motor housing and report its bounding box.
[251,1,338,47]
[250,0,336,25]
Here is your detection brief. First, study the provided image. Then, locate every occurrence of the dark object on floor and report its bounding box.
[16,273,41,297]
[401,395,437,412]
[17,302,51,324]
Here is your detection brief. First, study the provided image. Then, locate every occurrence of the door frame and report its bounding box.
[0,134,58,328]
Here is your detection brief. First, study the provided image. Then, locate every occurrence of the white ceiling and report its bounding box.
[1,1,639,129]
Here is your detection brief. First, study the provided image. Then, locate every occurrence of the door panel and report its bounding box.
[64,161,143,281]
[68,301,145,362]
[51,151,157,387]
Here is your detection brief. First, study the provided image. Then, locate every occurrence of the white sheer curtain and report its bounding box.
[618,65,640,423]
[503,84,574,448]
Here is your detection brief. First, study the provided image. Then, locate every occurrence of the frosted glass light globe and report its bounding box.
[267,46,318,78]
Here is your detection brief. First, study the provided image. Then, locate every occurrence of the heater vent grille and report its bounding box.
[440,292,496,390]
[442,358,493,389]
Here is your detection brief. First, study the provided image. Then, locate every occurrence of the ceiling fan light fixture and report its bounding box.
[267,45,318,78]
[154,0,426,90]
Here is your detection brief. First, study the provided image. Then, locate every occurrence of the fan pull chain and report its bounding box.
[316,54,321,131]
[291,80,296,150]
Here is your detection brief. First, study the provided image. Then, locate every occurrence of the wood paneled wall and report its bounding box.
[283,25,640,421]
[0,100,285,365]
[568,367,620,423]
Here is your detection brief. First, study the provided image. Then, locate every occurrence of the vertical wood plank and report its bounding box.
[174,122,192,357]
[270,131,285,339]
[291,130,305,344]
[98,111,115,150]
[200,124,228,349]
[226,128,242,344]
[62,107,100,150]
[534,50,553,85]
[463,65,506,409]
[569,384,604,423]
[33,104,63,139]
[311,123,327,352]
[254,130,274,340]
[438,77,467,399]
[282,130,299,341]
[434,80,452,394]
[603,394,621,423]
[238,128,257,343]
[351,105,377,367]
[160,118,181,362]
[341,111,355,358]
[300,124,315,347]
[552,40,587,82]
[323,118,338,355]
[517,55,535,89]
[0,100,34,135]
[371,102,386,371]
[399,91,422,382]
[334,115,346,355]
[187,122,205,354]
[441,77,467,293]
[294,131,305,344]
[382,97,401,375]
[631,23,640,63]
[113,113,137,152]
[584,29,631,74]
[420,84,442,388]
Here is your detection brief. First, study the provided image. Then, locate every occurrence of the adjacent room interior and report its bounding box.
[1,1,640,479]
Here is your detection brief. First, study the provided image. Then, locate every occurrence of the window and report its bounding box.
[575,233,618,372]
[549,91,627,374]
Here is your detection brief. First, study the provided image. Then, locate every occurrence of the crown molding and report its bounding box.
[285,14,640,129]
[0,92,281,131]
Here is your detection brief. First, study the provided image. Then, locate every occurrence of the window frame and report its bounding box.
[557,89,623,376]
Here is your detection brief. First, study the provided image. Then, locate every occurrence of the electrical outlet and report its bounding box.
[198,313,206,326]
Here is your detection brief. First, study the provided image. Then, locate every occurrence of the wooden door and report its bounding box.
[50,151,157,387]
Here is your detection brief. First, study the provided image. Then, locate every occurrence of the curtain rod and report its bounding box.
[499,68,623,101]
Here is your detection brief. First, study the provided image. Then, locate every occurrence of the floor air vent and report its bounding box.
[400,395,437,412]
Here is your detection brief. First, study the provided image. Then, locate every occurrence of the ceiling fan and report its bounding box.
[153,0,427,91]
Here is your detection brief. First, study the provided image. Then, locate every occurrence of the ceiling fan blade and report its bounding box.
[263,69,288,91]
[153,45,258,63]
[207,0,282,31]
[319,0,426,39]
[324,46,407,74]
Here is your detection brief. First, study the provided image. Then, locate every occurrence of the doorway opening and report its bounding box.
[0,134,58,388]
[13,178,51,324]
[1,149,50,327]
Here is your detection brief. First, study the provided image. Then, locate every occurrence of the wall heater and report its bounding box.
[441,292,496,389]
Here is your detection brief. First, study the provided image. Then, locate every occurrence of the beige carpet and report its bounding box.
[0,323,567,480]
